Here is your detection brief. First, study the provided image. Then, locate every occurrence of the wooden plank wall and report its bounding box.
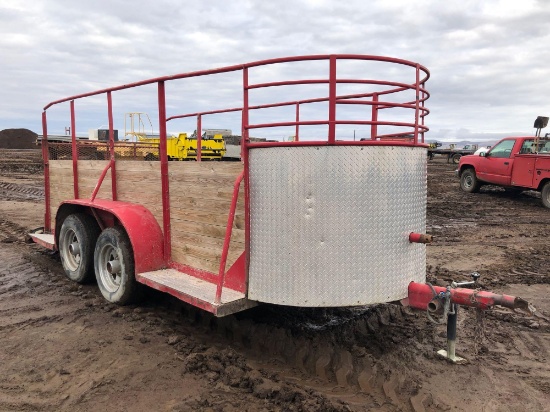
[169,162,245,274]
[48,160,245,275]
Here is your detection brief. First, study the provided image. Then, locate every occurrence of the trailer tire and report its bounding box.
[452,153,461,164]
[94,226,142,305]
[59,213,100,283]
[460,169,481,193]
[542,181,550,209]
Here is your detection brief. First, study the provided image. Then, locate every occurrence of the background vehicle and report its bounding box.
[457,117,550,208]
[428,143,479,163]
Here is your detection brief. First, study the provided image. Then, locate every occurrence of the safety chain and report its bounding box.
[473,308,486,355]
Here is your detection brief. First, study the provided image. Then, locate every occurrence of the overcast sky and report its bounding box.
[2,0,550,143]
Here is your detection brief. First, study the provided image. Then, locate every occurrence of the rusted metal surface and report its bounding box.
[409,232,433,243]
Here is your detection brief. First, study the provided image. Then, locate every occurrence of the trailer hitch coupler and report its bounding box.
[409,232,433,244]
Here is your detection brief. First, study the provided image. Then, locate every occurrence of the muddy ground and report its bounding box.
[0,150,548,412]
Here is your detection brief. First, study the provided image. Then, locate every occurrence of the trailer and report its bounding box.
[30,55,532,362]
[428,144,479,164]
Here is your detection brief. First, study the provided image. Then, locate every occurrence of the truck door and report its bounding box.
[477,139,516,185]
[511,139,536,187]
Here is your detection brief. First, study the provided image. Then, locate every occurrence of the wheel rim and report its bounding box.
[97,243,122,293]
[463,174,473,189]
[61,229,81,271]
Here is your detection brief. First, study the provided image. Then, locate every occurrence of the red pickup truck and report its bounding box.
[456,136,550,208]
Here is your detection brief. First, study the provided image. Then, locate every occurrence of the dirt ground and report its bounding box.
[0,150,549,412]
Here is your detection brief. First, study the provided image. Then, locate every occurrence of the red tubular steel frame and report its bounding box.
[41,54,430,294]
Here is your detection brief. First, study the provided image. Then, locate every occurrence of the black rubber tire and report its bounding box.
[94,226,142,305]
[58,213,101,283]
[460,169,481,193]
[542,181,550,209]
[452,153,462,164]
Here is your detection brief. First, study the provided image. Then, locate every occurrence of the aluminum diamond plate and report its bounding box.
[248,145,427,306]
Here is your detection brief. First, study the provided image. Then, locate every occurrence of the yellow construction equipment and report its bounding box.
[124,113,226,161]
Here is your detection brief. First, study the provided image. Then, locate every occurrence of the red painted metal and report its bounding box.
[242,67,251,291]
[371,94,378,140]
[135,273,221,312]
[70,100,79,198]
[157,81,172,262]
[90,162,112,202]
[223,252,246,293]
[168,261,218,284]
[167,107,242,121]
[295,103,300,141]
[29,234,55,250]
[40,54,431,313]
[247,140,429,149]
[215,171,245,304]
[60,199,165,274]
[135,274,215,311]
[44,55,429,112]
[41,111,51,232]
[407,282,532,312]
[409,232,433,243]
[197,113,202,161]
[168,256,250,293]
[107,92,117,200]
[328,55,337,144]
[413,65,421,144]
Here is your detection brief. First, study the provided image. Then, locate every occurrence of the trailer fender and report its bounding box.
[56,199,165,274]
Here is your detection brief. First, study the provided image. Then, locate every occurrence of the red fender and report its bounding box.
[57,199,165,274]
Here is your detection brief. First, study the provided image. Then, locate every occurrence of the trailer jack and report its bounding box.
[406,274,535,364]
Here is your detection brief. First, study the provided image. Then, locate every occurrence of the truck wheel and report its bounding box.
[94,226,142,305]
[460,169,481,193]
[452,153,461,164]
[542,182,550,209]
[59,214,100,283]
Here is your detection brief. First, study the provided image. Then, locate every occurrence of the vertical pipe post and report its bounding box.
[215,171,244,304]
[242,67,251,287]
[41,112,51,232]
[107,92,117,200]
[295,102,300,142]
[421,88,426,143]
[446,305,458,361]
[158,81,171,262]
[371,93,378,140]
[197,114,202,161]
[414,64,420,145]
[70,100,79,199]
[328,55,337,144]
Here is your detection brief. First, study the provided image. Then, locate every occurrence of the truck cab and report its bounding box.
[456,136,550,208]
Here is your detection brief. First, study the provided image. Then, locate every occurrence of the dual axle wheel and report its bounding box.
[58,214,141,304]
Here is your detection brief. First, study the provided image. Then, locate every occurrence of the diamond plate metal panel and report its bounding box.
[248,145,427,306]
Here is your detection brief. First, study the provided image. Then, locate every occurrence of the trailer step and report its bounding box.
[136,269,256,317]
[28,233,55,250]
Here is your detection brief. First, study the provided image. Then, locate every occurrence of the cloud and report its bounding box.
[1,0,550,141]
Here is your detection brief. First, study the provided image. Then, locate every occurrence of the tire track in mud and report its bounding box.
[1,158,549,411]
[0,181,44,202]
[0,220,426,411]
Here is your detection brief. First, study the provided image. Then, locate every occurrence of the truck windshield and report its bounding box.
[488,139,515,158]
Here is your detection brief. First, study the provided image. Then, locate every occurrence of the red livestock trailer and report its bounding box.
[30,55,531,362]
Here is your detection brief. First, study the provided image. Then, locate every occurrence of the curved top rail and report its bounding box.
[42,54,429,111]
